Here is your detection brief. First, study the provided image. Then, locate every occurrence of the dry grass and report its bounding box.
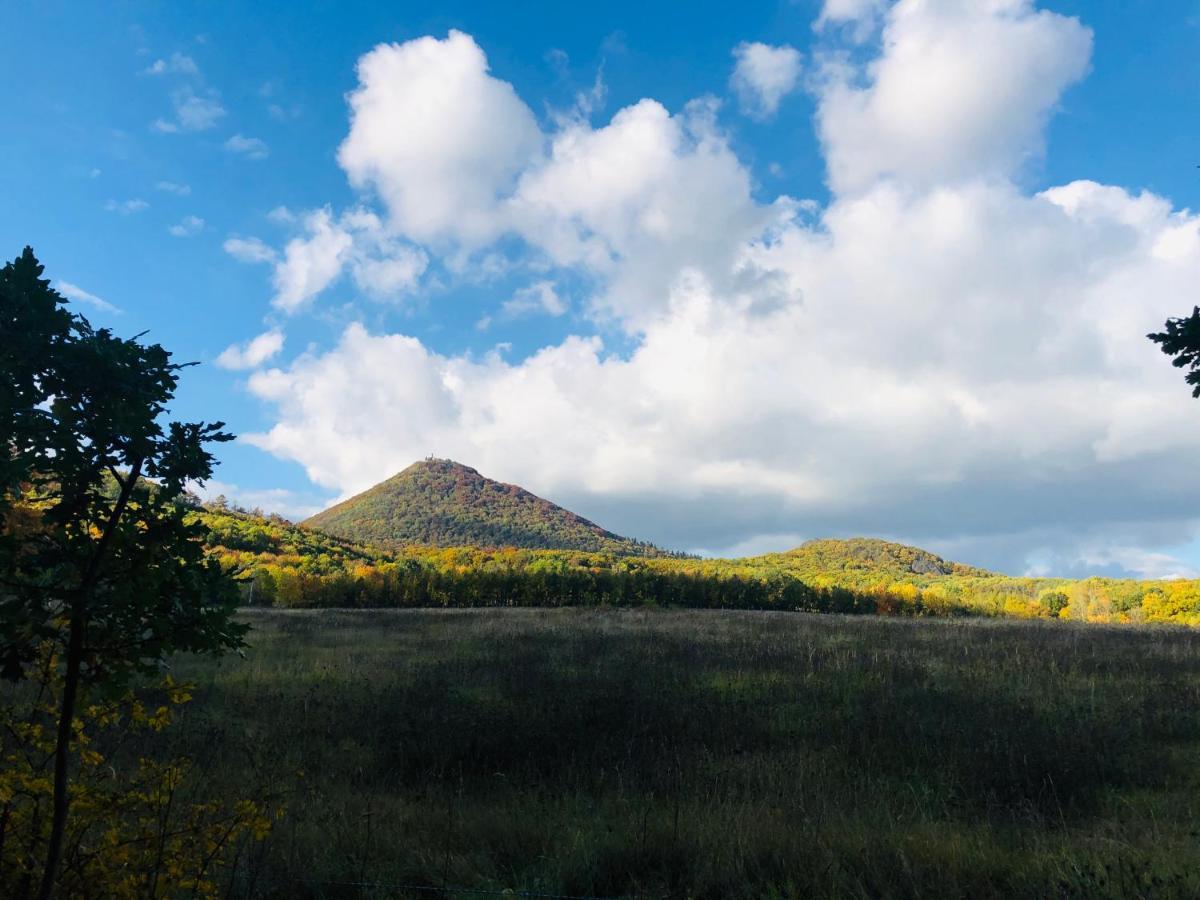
[159,608,1200,898]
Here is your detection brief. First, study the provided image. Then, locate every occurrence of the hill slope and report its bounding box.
[196,504,1198,623]
[303,458,663,555]
[761,538,995,580]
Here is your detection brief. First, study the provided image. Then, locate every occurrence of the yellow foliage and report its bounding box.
[0,649,279,897]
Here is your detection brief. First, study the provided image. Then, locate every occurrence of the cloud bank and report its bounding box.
[228,1,1200,576]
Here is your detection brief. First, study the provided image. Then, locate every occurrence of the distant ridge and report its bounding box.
[303,458,667,555]
[758,537,994,579]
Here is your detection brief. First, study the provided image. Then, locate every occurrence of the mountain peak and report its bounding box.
[402,457,479,476]
[304,459,663,555]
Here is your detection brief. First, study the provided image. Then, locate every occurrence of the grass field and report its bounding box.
[161,608,1200,898]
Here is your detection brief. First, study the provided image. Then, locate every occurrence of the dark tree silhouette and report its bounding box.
[0,247,244,899]
[1149,306,1200,396]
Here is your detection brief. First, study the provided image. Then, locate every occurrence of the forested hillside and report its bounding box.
[303,458,668,555]
[195,503,1200,625]
[769,538,994,579]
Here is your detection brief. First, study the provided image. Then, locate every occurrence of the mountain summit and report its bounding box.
[303,459,661,554]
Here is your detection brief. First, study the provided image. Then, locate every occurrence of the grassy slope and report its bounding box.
[163,608,1200,898]
[302,458,666,555]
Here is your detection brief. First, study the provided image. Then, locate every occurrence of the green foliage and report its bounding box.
[196,505,1200,625]
[303,458,674,555]
[765,537,993,578]
[0,246,246,897]
[0,651,279,898]
[1149,305,1200,397]
[0,246,244,686]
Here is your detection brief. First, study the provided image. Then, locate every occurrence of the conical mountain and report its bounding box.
[303,458,661,554]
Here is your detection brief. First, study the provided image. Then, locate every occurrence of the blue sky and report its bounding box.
[3,1,1200,576]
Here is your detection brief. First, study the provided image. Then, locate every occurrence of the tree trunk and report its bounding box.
[36,457,143,899]
[34,609,82,900]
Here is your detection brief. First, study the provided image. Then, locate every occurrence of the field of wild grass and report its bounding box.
[162,608,1200,898]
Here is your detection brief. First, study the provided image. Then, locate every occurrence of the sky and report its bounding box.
[3,0,1200,577]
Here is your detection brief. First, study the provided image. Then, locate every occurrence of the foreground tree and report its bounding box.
[1149,306,1200,396]
[0,247,245,898]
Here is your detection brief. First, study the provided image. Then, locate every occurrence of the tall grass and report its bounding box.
[160,609,1200,898]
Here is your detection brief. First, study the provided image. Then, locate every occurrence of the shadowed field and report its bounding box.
[162,608,1200,898]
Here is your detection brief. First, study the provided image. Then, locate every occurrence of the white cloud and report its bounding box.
[271,209,355,312]
[227,208,427,312]
[154,90,226,133]
[225,134,270,160]
[188,478,326,521]
[573,67,608,120]
[216,329,285,370]
[155,180,192,196]
[233,13,1200,574]
[144,52,199,76]
[816,0,888,35]
[1075,547,1200,581]
[816,0,1093,195]
[56,281,122,314]
[224,236,279,264]
[502,281,567,318]
[274,34,767,324]
[168,215,205,237]
[105,198,149,214]
[509,97,769,325]
[337,30,543,244]
[350,243,428,297]
[730,42,802,120]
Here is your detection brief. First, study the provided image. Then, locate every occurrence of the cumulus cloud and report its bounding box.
[216,329,285,370]
[56,281,121,314]
[816,0,888,35]
[816,0,1093,195]
[730,42,802,119]
[338,30,542,244]
[233,8,1200,573]
[348,223,429,298]
[510,97,770,325]
[226,208,427,312]
[225,134,270,160]
[168,215,205,237]
[270,209,354,312]
[258,32,768,324]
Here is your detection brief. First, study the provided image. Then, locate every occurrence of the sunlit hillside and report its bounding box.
[303,458,670,556]
[197,504,1200,625]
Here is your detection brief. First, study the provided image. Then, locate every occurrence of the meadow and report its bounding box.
[154,607,1200,898]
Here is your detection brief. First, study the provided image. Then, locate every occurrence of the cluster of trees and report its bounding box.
[196,504,1200,624]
